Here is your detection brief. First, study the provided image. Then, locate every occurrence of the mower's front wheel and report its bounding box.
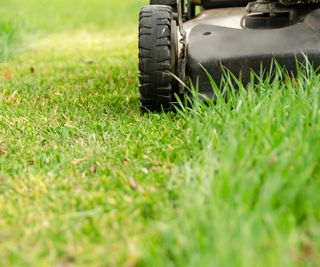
[139,5,178,112]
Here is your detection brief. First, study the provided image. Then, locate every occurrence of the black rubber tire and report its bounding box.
[139,5,176,112]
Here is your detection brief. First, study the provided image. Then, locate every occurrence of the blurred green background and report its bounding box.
[0,0,146,61]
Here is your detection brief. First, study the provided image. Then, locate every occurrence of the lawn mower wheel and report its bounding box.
[138,5,178,112]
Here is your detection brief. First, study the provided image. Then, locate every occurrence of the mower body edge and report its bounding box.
[185,8,320,95]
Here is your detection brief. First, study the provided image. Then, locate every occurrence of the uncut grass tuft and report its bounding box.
[139,61,320,267]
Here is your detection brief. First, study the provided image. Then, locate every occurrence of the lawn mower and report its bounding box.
[138,0,320,112]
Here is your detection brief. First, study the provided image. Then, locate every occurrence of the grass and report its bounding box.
[139,64,320,266]
[0,1,319,266]
[0,18,22,61]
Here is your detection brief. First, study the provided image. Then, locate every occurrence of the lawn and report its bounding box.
[0,1,319,266]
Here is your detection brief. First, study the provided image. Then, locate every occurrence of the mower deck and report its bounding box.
[186,8,320,97]
[184,7,244,31]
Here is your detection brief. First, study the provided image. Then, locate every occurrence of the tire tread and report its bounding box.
[139,5,174,112]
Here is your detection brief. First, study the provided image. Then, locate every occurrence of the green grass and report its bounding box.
[140,65,320,266]
[0,18,22,61]
[0,1,320,266]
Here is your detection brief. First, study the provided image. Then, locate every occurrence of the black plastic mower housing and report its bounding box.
[203,0,250,8]
[186,9,320,97]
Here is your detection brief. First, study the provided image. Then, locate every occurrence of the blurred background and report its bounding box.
[0,0,146,61]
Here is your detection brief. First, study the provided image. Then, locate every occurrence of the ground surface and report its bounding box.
[0,1,320,266]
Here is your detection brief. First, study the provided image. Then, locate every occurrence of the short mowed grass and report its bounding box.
[0,1,319,266]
